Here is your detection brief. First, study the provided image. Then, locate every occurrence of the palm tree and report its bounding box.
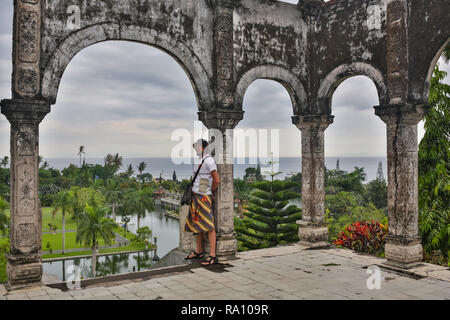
[52,190,75,255]
[104,153,114,167]
[77,146,86,167]
[137,162,147,187]
[124,189,154,230]
[103,179,123,220]
[0,197,9,235]
[0,156,9,168]
[352,166,367,182]
[76,204,117,278]
[104,153,123,177]
[112,153,123,173]
[125,164,134,179]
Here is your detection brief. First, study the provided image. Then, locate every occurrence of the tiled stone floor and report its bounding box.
[1,244,449,300]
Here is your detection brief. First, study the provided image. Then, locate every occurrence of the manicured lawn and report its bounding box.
[42,250,92,259]
[42,207,78,231]
[99,241,150,254]
[42,232,117,252]
[117,227,137,240]
[5,207,78,230]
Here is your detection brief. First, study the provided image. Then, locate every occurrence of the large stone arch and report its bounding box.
[423,36,450,101]
[234,65,308,115]
[41,23,214,110]
[317,62,388,115]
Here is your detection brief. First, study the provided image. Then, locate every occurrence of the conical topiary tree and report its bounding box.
[236,179,302,250]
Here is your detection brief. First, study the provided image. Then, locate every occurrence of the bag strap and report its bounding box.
[190,156,208,185]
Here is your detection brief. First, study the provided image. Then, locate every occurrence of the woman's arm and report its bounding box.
[211,170,220,192]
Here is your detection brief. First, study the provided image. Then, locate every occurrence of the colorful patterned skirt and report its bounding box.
[185,193,215,233]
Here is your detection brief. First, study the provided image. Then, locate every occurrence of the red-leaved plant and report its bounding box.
[333,220,388,256]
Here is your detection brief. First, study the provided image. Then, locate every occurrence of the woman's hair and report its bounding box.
[193,138,209,149]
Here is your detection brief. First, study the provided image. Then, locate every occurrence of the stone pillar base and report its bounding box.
[216,233,237,261]
[297,220,329,248]
[6,253,43,291]
[383,237,423,269]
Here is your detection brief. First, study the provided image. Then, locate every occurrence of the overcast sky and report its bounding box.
[0,0,448,159]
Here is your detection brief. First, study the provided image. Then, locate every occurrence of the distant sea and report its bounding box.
[44,157,387,183]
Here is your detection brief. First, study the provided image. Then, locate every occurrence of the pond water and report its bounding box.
[43,251,161,281]
[118,205,180,258]
[43,205,180,281]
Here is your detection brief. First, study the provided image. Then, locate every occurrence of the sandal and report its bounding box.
[201,255,219,266]
[184,251,204,260]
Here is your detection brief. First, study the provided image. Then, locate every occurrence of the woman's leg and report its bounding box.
[201,229,217,265]
[196,232,204,254]
[208,228,216,257]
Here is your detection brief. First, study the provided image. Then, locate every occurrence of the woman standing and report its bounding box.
[184,139,220,266]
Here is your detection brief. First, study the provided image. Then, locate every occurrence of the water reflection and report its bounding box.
[96,253,130,277]
[44,251,158,281]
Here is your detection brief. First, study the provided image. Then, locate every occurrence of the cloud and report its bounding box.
[0,0,448,159]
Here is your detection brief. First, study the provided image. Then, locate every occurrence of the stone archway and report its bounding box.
[40,23,214,109]
[234,65,308,115]
[316,62,388,115]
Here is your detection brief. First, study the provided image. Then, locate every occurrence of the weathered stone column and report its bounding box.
[12,0,42,100]
[199,109,243,260]
[213,0,240,109]
[0,99,51,290]
[375,104,429,268]
[292,114,334,247]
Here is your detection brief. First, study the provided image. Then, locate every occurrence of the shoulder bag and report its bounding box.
[180,157,207,206]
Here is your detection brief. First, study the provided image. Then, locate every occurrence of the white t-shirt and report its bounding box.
[192,155,217,195]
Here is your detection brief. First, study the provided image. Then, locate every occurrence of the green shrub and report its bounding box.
[136,226,152,241]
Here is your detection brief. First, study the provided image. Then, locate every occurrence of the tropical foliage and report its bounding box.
[122,188,155,230]
[418,59,450,263]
